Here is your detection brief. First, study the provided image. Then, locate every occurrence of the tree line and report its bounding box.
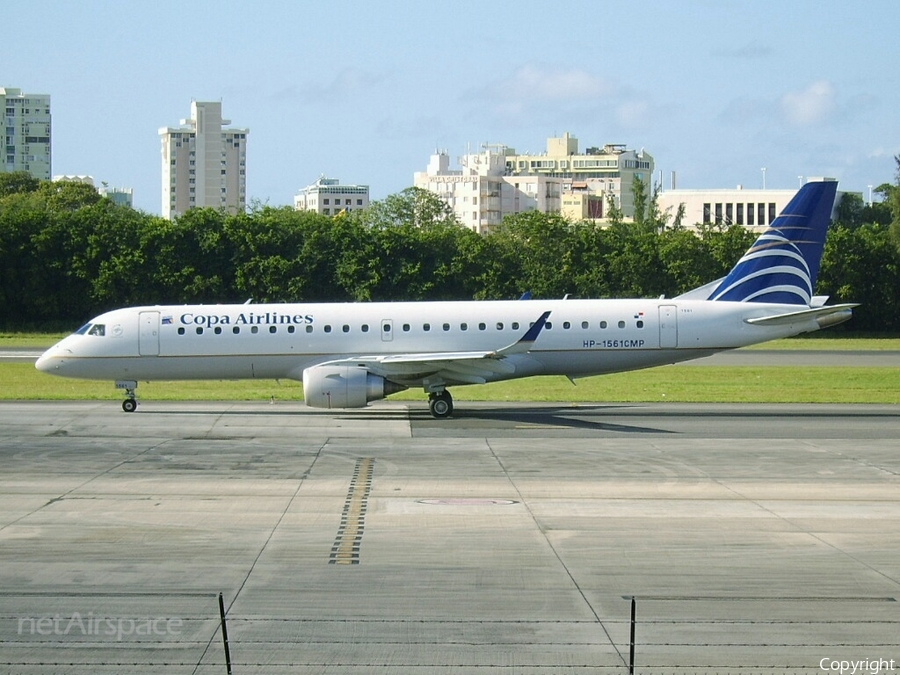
[1,169,899,333]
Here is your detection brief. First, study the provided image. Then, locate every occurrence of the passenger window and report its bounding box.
[178,327,185,335]
[581,321,589,329]
[196,327,203,335]
[545,322,553,329]
[496,322,504,330]
[600,321,608,329]
[460,323,468,331]
[324,325,332,333]
[251,326,259,334]
[269,325,277,334]
[618,320,626,329]
[403,324,410,332]
[305,325,313,333]
[288,325,295,333]
[233,326,240,334]
[511,322,519,330]
[563,321,571,330]
[443,323,450,331]
[637,320,644,328]
[423,323,431,331]
[361,324,369,333]
[342,325,350,333]
[214,326,222,335]
[479,323,486,331]
[88,324,106,336]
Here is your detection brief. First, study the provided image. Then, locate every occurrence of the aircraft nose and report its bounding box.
[35,346,67,374]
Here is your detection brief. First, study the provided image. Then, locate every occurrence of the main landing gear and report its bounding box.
[428,390,453,419]
[116,380,138,413]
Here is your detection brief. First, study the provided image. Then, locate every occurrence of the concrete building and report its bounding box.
[2,87,51,180]
[656,179,843,232]
[502,133,653,218]
[294,176,369,215]
[100,185,134,208]
[414,147,563,233]
[159,101,248,219]
[414,133,652,233]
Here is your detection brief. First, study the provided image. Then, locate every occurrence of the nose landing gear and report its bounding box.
[116,380,138,413]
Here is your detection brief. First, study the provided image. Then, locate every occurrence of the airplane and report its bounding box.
[36,179,857,418]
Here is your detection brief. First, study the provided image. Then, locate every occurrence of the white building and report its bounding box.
[159,101,248,219]
[414,148,563,233]
[2,87,51,180]
[414,134,653,232]
[502,133,653,219]
[294,176,369,215]
[656,179,843,232]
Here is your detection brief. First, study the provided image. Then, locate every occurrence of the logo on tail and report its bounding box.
[709,180,838,305]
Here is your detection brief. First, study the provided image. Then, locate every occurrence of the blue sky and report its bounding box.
[6,0,899,214]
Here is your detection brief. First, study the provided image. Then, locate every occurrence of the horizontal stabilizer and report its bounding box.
[744,303,858,328]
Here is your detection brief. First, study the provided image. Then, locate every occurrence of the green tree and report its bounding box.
[0,171,40,197]
[355,187,460,229]
[888,156,900,252]
[819,222,900,332]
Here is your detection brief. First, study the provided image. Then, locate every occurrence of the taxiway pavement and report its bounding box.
[1,401,898,674]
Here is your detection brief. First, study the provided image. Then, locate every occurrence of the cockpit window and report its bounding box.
[88,324,106,336]
[74,323,91,335]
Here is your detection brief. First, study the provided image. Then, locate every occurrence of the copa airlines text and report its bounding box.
[36,180,857,418]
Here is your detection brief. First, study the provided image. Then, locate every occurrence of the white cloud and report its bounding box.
[780,80,836,126]
[469,64,616,104]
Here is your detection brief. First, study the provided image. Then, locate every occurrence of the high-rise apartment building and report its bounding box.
[2,87,51,180]
[159,101,248,219]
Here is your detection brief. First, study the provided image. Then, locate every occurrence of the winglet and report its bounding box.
[493,311,551,357]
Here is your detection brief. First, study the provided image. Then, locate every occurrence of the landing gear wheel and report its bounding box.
[116,381,139,413]
[428,391,453,419]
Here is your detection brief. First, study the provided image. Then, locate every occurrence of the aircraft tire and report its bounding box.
[122,399,137,413]
[429,392,453,419]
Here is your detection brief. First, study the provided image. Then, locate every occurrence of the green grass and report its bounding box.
[0,332,67,347]
[7,362,899,405]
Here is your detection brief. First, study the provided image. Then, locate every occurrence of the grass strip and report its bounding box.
[6,363,898,405]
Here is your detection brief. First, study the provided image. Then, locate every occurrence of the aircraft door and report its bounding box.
[659,305,678,348]
[381,319,394,342]
[139,311,160,356]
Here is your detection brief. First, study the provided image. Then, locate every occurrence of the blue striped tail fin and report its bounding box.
[708,180,838,305]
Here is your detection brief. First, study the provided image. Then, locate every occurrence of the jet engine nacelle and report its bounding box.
[302,365,405,409]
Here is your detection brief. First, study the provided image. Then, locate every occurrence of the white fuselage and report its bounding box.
[35,298,820,386]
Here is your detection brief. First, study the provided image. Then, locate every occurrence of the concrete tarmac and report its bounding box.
[1,400,899,674]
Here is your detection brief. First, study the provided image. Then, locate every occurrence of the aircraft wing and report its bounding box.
[318,311,551,385]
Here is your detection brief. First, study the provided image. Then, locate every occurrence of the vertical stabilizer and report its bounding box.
[708,180,838,305]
